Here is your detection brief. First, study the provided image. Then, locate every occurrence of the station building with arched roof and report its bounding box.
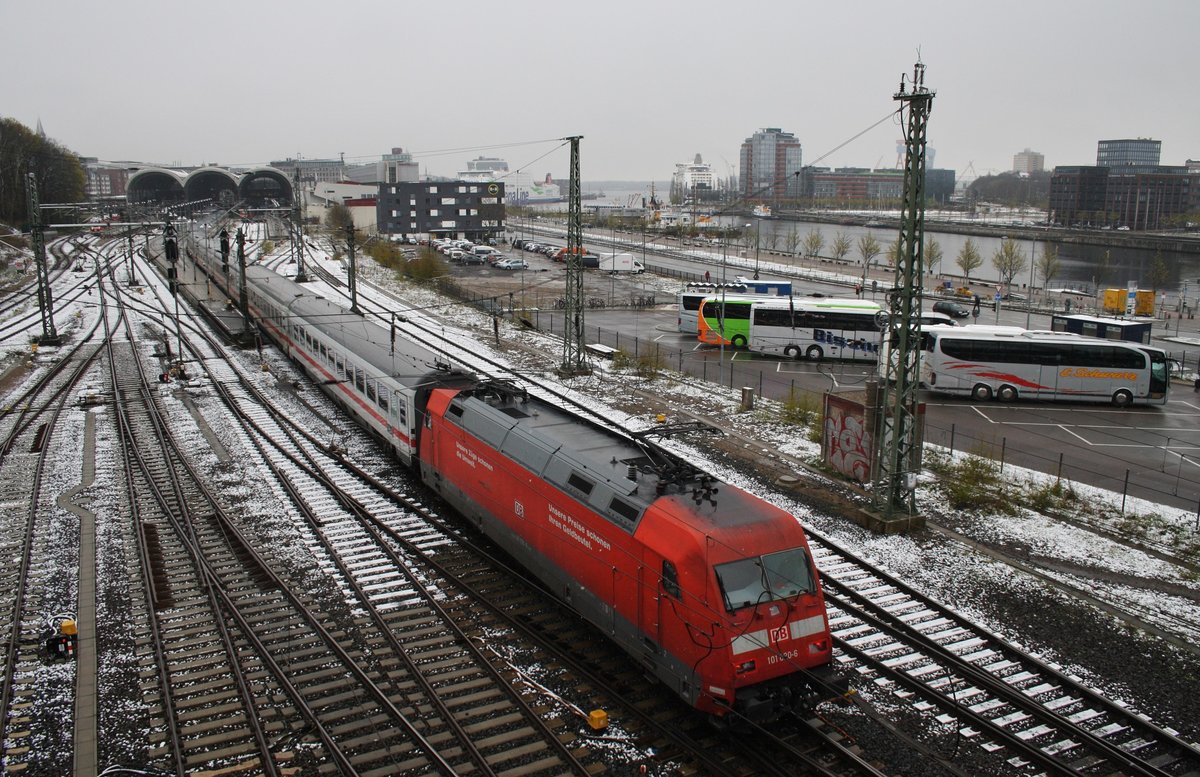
[126,165,293,208]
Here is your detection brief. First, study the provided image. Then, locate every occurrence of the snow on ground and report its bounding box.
[6,232,1200,758]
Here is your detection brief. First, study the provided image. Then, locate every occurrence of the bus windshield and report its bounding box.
[715,548,815,612]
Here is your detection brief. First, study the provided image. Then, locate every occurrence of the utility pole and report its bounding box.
[126,230,135,285]
[873,61,935,519]
[219,229,230,276]
[164,217,185,375]
[560,135,588,374]
[292,168,308,282]
[236,227,251,336]
[25,172,60,345]
[345,224,361,315]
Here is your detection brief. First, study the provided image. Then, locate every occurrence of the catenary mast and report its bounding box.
[873,61,934,517]
[560,136,589,374]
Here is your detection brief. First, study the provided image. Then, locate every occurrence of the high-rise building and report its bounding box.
[1096,139,1161,170]
[1012,148,1044,174]
[739,128,803,202]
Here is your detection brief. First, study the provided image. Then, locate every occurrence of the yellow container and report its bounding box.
[586,709,608,731]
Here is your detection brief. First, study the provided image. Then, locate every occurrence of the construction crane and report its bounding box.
[957,160,978,193]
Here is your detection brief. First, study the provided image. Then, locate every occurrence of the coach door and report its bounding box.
[391,389,411,459]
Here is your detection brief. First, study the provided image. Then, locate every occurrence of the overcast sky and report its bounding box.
[4,1,1197,184]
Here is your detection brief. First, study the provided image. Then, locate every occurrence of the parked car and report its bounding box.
[931,300,971,318]
[494,258,528,270]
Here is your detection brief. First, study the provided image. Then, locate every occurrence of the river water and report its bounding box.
[546,186,1200,304]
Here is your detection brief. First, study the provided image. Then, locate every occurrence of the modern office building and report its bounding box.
[376,180,505,241]
[805,167,956,205]
[1012,148,1045,174]
[1049,163,1196,229]
[270,157,345,185]
[1096,139,1161,171]
[739,128,803,202]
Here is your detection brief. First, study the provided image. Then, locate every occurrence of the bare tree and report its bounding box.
[803,228,825,259]
[326,203,355,232]
[857,233,882,268]
[1147,251,1171,292]
[858,234,882,291]
[991,238,1028,293]
[925,238,944,276]
[956,237,983,282]
[831,232,851,262]
[1035,244,1059,296]
[785,226,801,257]
[887,236,902,267]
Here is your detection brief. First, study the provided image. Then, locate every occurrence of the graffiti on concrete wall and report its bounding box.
[824,394,871,483]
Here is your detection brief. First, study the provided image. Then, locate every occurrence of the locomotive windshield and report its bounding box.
[715,549,815,612]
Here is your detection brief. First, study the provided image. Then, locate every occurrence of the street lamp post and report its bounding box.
[719,230,728,387]
[1025,239,1036,329]
[753,218,761,280]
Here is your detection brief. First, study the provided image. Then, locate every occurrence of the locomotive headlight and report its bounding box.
[735,660,756,674]
[810,638,829,653]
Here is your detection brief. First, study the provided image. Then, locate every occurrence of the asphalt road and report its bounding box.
[450,239,1200,515]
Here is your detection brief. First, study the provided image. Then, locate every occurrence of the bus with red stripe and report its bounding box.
[921,326,1169,406]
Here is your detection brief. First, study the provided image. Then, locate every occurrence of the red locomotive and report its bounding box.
[418,381,843,723]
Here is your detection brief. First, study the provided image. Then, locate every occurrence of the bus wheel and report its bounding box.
[1111,389,1133,407]
[997,385,1019,402]
[732,335,748,348]
[971,383,993,401]
[805,345,823,361]
[783,346,801,359]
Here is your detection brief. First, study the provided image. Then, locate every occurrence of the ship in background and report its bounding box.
[458,156,598,204]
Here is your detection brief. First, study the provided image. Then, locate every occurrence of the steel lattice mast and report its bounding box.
[874,62,934,517]
[25,172,58,344]
[292,167,308,282]
[560,135,588,374]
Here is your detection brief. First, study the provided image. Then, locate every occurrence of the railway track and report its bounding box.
[289,244,1200,774]
[0,252,115,774]
[805,534,1200,776]
[83,249,603,774]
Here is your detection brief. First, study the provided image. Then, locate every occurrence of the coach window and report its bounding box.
[354,368,365,392]
[366,379,376,402]
[661,561,681,599]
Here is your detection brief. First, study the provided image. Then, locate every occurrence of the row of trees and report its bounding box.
[0,117,86,227]
[791,226,1070,294]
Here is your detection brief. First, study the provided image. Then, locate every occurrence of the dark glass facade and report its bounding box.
[376,181,505,240]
